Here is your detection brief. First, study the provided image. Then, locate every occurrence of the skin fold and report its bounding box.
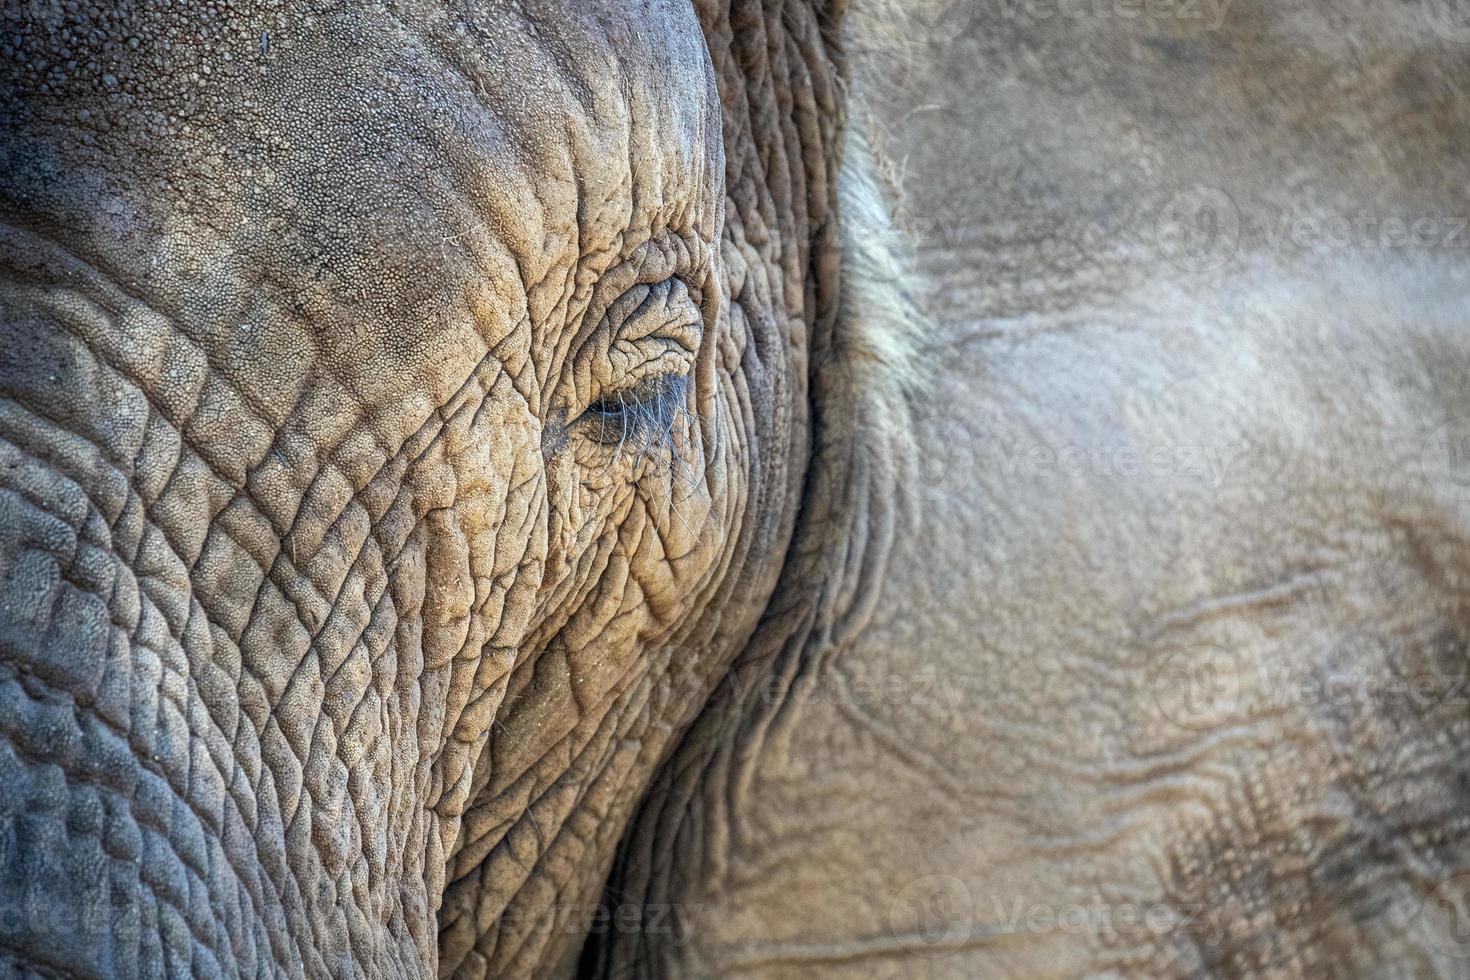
[3,0,1469,978]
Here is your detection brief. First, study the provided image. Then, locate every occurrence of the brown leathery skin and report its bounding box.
[591,1,1470,978]
[9,0,1470,977]
[0,1,842,976]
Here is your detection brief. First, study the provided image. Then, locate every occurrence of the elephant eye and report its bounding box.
[580,372,690,452]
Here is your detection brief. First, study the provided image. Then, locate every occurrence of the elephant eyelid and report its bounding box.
[579,373,690,456]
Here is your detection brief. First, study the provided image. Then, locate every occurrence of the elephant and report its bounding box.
[4,0,1470,978]
[582,1,1470,977]
[0,0,919,975]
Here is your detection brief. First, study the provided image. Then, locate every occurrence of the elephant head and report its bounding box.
[0,0,911,975]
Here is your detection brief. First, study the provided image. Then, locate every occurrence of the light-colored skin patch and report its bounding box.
[595,1,1470,977]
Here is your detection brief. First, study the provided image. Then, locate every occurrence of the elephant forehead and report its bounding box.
[3,0,723,424]
[240,0,724,297]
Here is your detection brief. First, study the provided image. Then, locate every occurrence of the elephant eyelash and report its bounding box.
[579,372,690,460]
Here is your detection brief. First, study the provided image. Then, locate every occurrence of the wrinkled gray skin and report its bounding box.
[5,0,1470,979]
[0,0,848,975]
[593,1,1470,977]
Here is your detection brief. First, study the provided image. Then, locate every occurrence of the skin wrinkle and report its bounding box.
[1,0,829,977]
[0,370,316,971]
[7,576,295,975]
[0,261,272,545]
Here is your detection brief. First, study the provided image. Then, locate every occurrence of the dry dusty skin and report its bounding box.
[4,1,1470,978]
[589,2,1470,978]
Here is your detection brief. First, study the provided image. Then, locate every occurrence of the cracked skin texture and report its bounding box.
[0,0,847,976]
[587,2,1470,979]
[7,1,1470,980]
